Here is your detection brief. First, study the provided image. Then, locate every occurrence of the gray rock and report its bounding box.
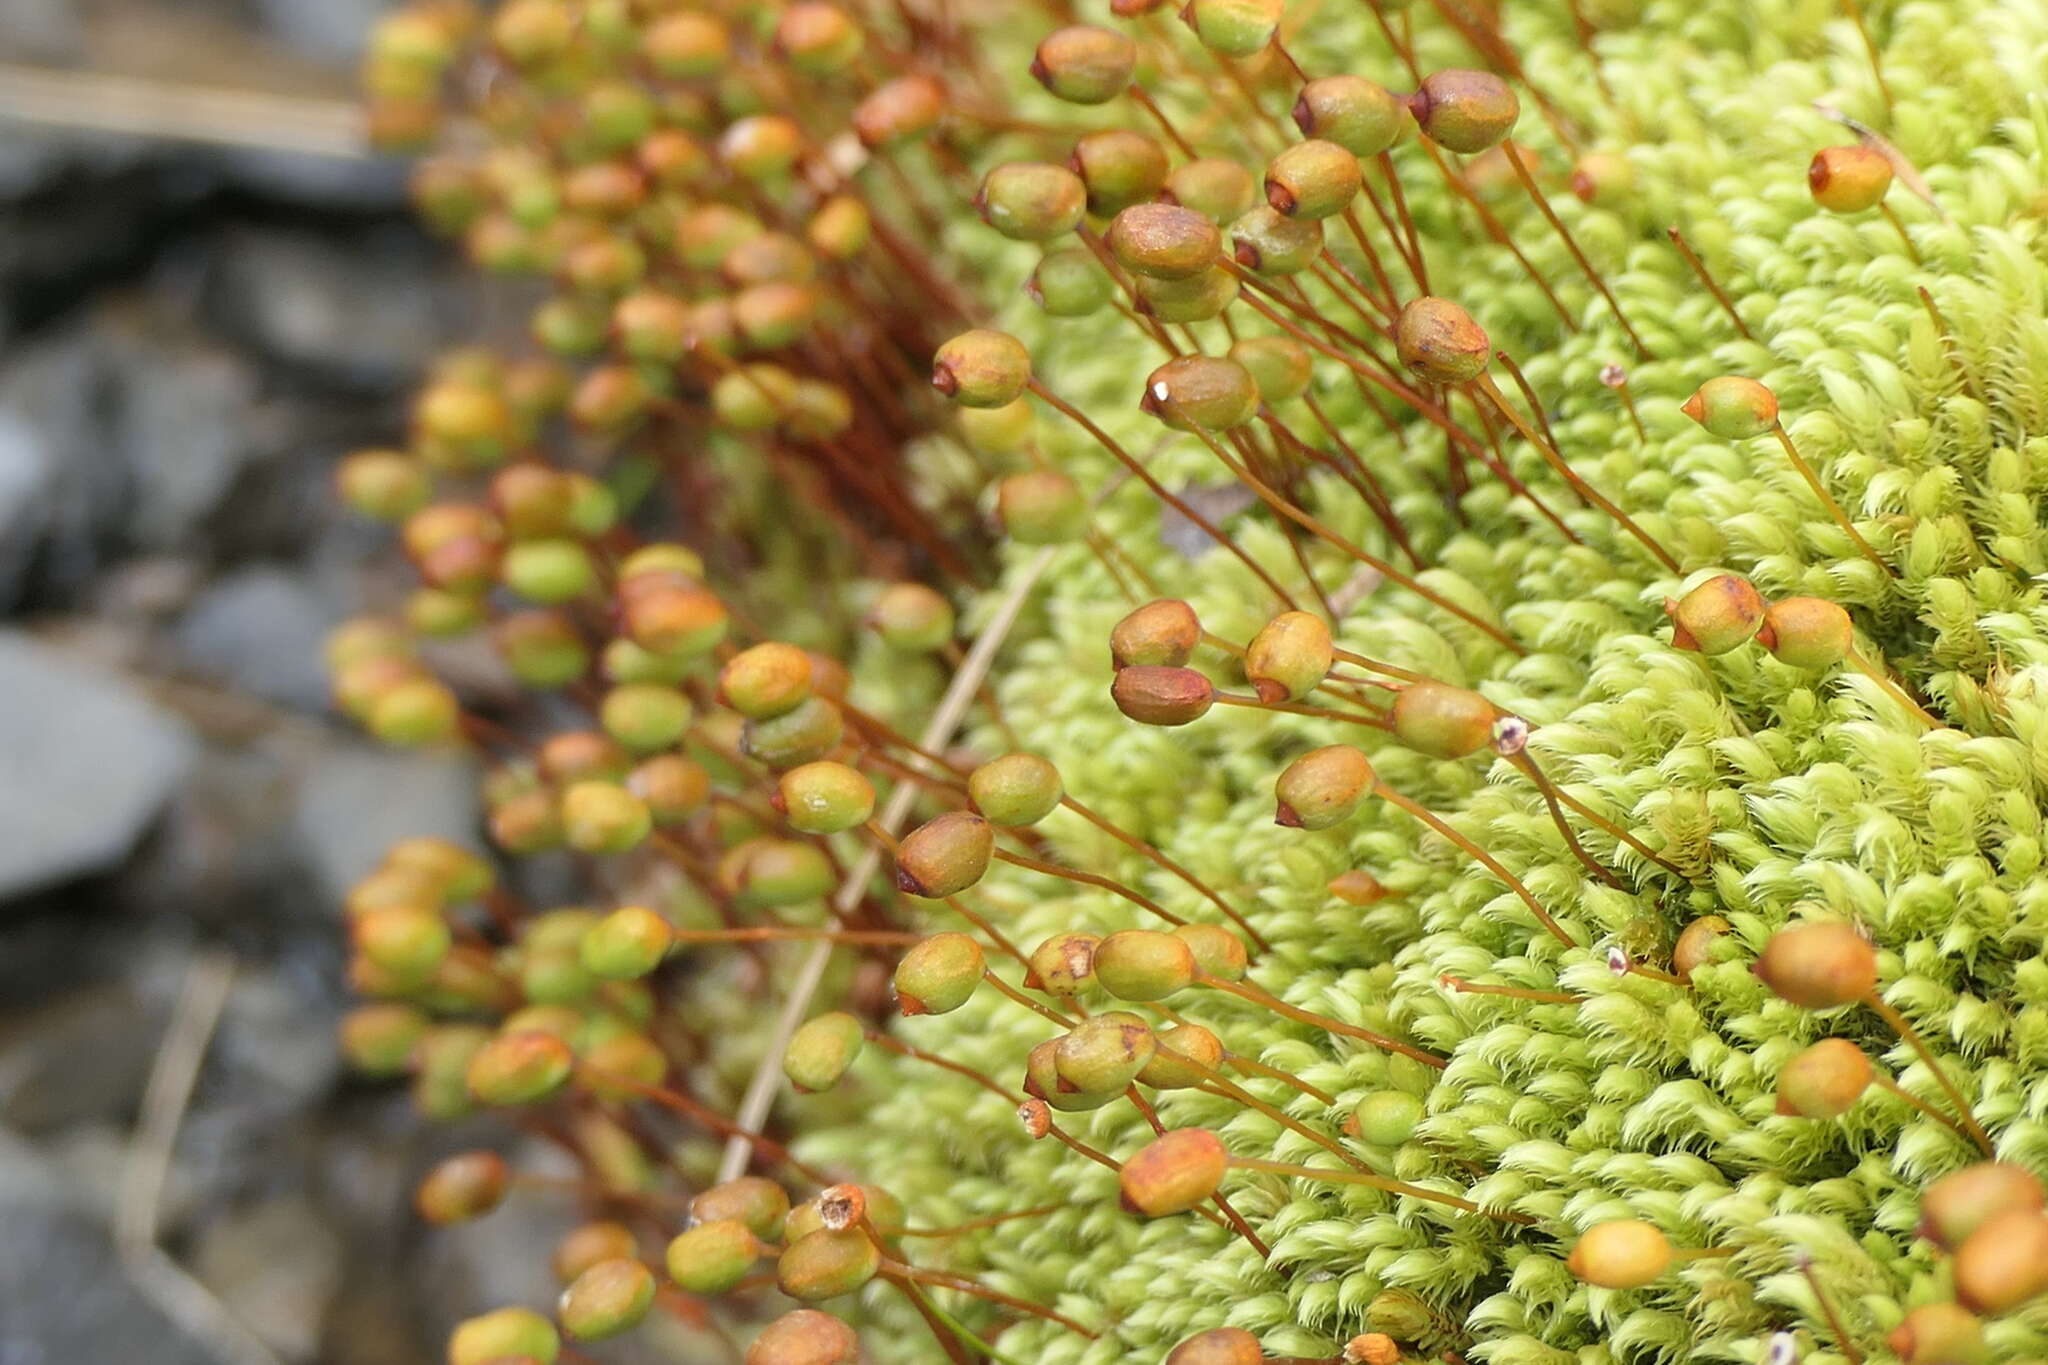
[192,1194,345,1362]
[251,0,393,66]
[0,1125,214,1365]
[107,323,263,551]
[201,228,455,387]
[0,631,194,898]
[293,745,482,907]
[0,411,52,608]
[0,981,168,1133]
[176,567,334,711]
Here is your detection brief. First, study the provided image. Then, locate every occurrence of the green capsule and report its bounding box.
[996,471,1088,544]
[1166,157,1259,224]
[465,1030,575,1106]
[784,1012,867,1092]
[1094,929,1197,1000]
[449,1306,560,1365]
[1265,139,1362,219]
[1353,1089,1425,1145]
[720,641,814,720]
[776,1229,881,1301]
[693,1177,793,1242]
[1680,375,1778,439]
[1275,745,1376,829]
[561,781,653,853]
[1183,0,1282,57]
[932,330,1033,408]
[1134,267,1239,323]
[1029,247,1114,317]
[868,582,956,650]
[1073,128,1171,215]
[1141,355,1260,432]
[599,683,692,753]
[1172,924,1247,981]
[1140,1022,1224,1088]
[1231,205,1324,275]
[776,761,876,835]
[581,905,673,981]
[1229,335,1313,404]
[666,1218,763,1294]
[893,932,986,1014]
[968,753,1065,826]
[1031,25,1137,104]
[1293,75,1406,157]
[1054,1012,1157,1093]
[976,162,1087,241]
[559,1258,656,1341]
[742,697,846,769]
[1244,610,1332,702]
[1027,932,1101,996]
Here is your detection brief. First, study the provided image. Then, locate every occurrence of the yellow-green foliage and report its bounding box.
[797,3,2048,1361]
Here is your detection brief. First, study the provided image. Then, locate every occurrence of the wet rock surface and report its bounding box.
[0,5,555,1362]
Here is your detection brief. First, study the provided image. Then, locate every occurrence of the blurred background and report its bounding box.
[0,3,587,1361]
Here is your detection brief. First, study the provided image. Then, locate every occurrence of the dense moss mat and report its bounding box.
[792,3,2048,1361]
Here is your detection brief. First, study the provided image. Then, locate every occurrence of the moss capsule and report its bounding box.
[1121,1127,1228,1215]
[1112,665,1216,725]
[1354,1090,1425,1146]
[1095,929,1197,1000]
[1182,0,1282,56]
[1294,75,1406,156]
[559,1258,656,1341]
[1231,205,1324,274]
[1275,745,1375,829]
[893,932,986,1014]
[1029,247,1114,317]
[1054,1013,1157,1093]
[1031,25,1137,104]
[776,762,876,835]
[1108,203,1222,280]
[1753,922,1877,1009]
[1953,1211,2048,1314]
[932,330,1033,408]
[449,1306,560,1365]
[1111,600,1202,668]
[1167,157,1259,224]
[1027,932,1101,996]
[694,1177,793,1242]
[1886,1304,1987,1365]
[1759,596,1854,669]
[1142,355,1261,431]
[1664,574,1766,655]
[721,642,814,720]
[975,162,1087,241]
[1566,1219,1672,1289]
[968,754,1064,826]
[777,1228,881,1301]
[1809,144,1893,213]
[1230,335,1314,404]
[581,905,674,981]
[1920,1163,2045,1250]
[996,471,1088,545]
[666,1218,763,1294]
[1265,139,1362,219]
[1073,129,1171,215]
[416,1151,510,1224]
[853,75,943,148]
[1409,69,1520,153]
[888,810,990,896]
[1391,681,1498,758]
[1775,1038,1871,1118]
[1396,296,1490,384]
[1245,610,1333,702]
[466,1029,574,1106]
[1680,376,1778,439]
[747,1310,859,1365]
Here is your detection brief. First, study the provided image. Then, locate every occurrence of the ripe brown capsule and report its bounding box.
[1031,25,1137,104]
[416,1151,510,1224]
[1565,1219,1672,1289]
[1111,665,1216,726]
[1753,921,1877,1009]
[1173,923,1247,981]
[893,812,994,899]
[1953,1211,2048,1315]
[853,75,944,148]
[1673,915,1733,982]
[1107,203,1224,280]
[1275,745,1375,829]
[1167,1327,1264,1365]
[1919,1163,2045,1250]
[1111,599,1202,668]
[1395,296,1490,385]
[1809,144,1893,213]
[1408,69,1520,154]
[1344,1334,1402,1365]
[1774,1038,1871,1118]
[1664,574,1767,655]
[1121,1127,1229,1215]
[747,1309,859,1365]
